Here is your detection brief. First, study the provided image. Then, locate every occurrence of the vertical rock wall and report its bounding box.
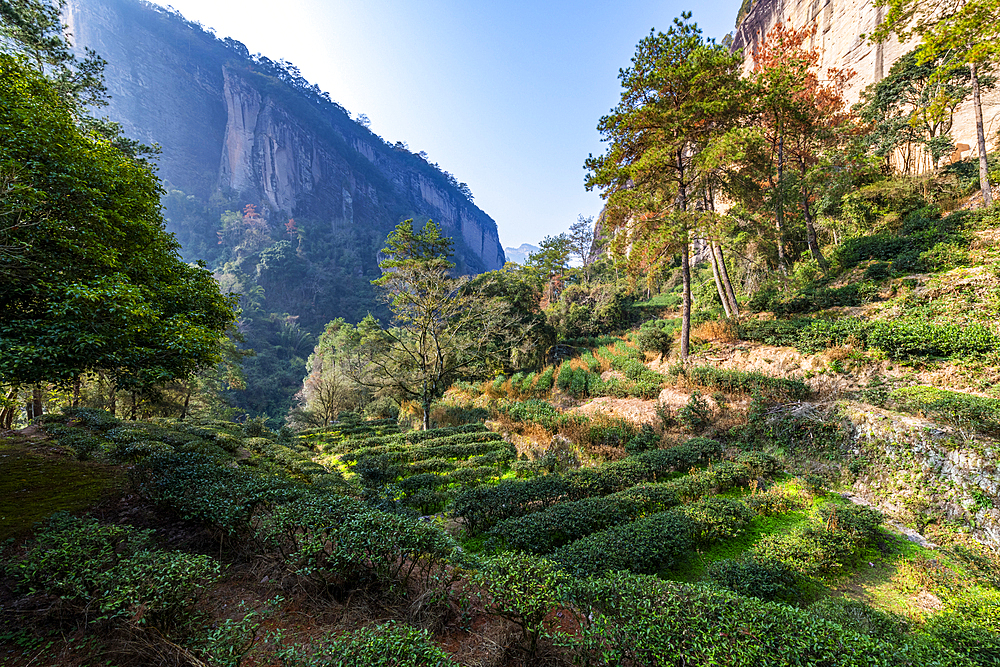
[63,0,505,273]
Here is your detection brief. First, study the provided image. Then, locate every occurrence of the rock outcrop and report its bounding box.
[839,401,1000,548]
[63,0,505,273]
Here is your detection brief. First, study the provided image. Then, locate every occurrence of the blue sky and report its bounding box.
[156,0,743,248]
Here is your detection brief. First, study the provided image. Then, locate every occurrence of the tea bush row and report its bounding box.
[570,572,973,666]
[889,386,1000,435]
[255,494,470,593]
[490,445,763,555]
[453,448,690,533]
[351,440,515,488]
[335,423,489,456]
[274,622,457,667]
[551,495,758,577]
[738,317,999,359]
[343,431,506,464]
[674,365,810,401]
[749,281,880,316]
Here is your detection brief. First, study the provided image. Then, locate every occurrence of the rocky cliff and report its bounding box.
[732,0,1000,167]
[62,0,505,274]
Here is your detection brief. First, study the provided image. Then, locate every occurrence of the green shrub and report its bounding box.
[256,494,468,591]
[706,554,802,603]
[570,571,970,666]
[6,513,220,630]
[134,452,305,538]
[474,553,568,656]
[535,367,556,392]
[552,510,696,576]
[819,503,884,544]
[681,497,755,544]
[60,406,121,431]
[809,597,908,643]
[625,424,660,454]
[678,390,712,431]
[752,525,858,577]
[889,386,1000,435]
[453,449,682,533]
[660,437,724,470]
[490,484,681,555]
[923,587,1000,666]
[739,317,998,360]
[276,622,457,667]
[681,365,810,401]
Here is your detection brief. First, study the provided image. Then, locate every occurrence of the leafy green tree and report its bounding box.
[523,233,572,304]
[857,49,976,173]
[0,0,106,110]
[0,54,237,393]
[355,221,492,429]
[872,0,1000,205]
[585,14,743,358]
[568,215,604,282]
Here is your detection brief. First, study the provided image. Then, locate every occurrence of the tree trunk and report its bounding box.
[1,387,17,430]
[31,385,43,421]
[422,397,431,431]
[72,376,81,408]
[130,391,137,421]
[800,160,828,270]
[680,240,691,361]
[714,243,739,317]
[971,63,994,207]
[709,241,732,318]
[180,389,191,420]
[775,130,788,273]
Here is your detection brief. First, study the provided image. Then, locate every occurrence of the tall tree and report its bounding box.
[357,220,513,429]
[567,215,604,281]
[585,14,743,359]
[872,0,1000,205]
[0,55,238,394]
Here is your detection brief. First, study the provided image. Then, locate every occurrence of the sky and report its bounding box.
[154,0,743,249]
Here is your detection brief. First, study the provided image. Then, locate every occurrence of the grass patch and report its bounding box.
[0,439,120,540]
[665,509,811,583]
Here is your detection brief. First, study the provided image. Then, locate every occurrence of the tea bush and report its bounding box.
[679,365,810,401]
[706,554,803,603]
[474,553,568,656]
[738,317,998,359]
[681,497,755,544]
[256,493,469,592]
[490,484,681,555]
[808,597,908,643]
[453,449,689,532]
[6,513,220,631]
[134,452,306,538]
[889,386,1000,435]
[751,524,858,577]
[552,509,697,576]
[275,622,457,667]
[569,571,970,666]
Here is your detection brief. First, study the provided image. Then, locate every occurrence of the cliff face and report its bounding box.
[63,0,505,274]
[732,0,1000,166]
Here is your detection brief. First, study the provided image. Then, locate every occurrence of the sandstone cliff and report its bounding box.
[63,0,505,274]
[732,0,1000,167]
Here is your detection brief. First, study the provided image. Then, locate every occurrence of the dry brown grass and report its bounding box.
[693,319,738,343]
